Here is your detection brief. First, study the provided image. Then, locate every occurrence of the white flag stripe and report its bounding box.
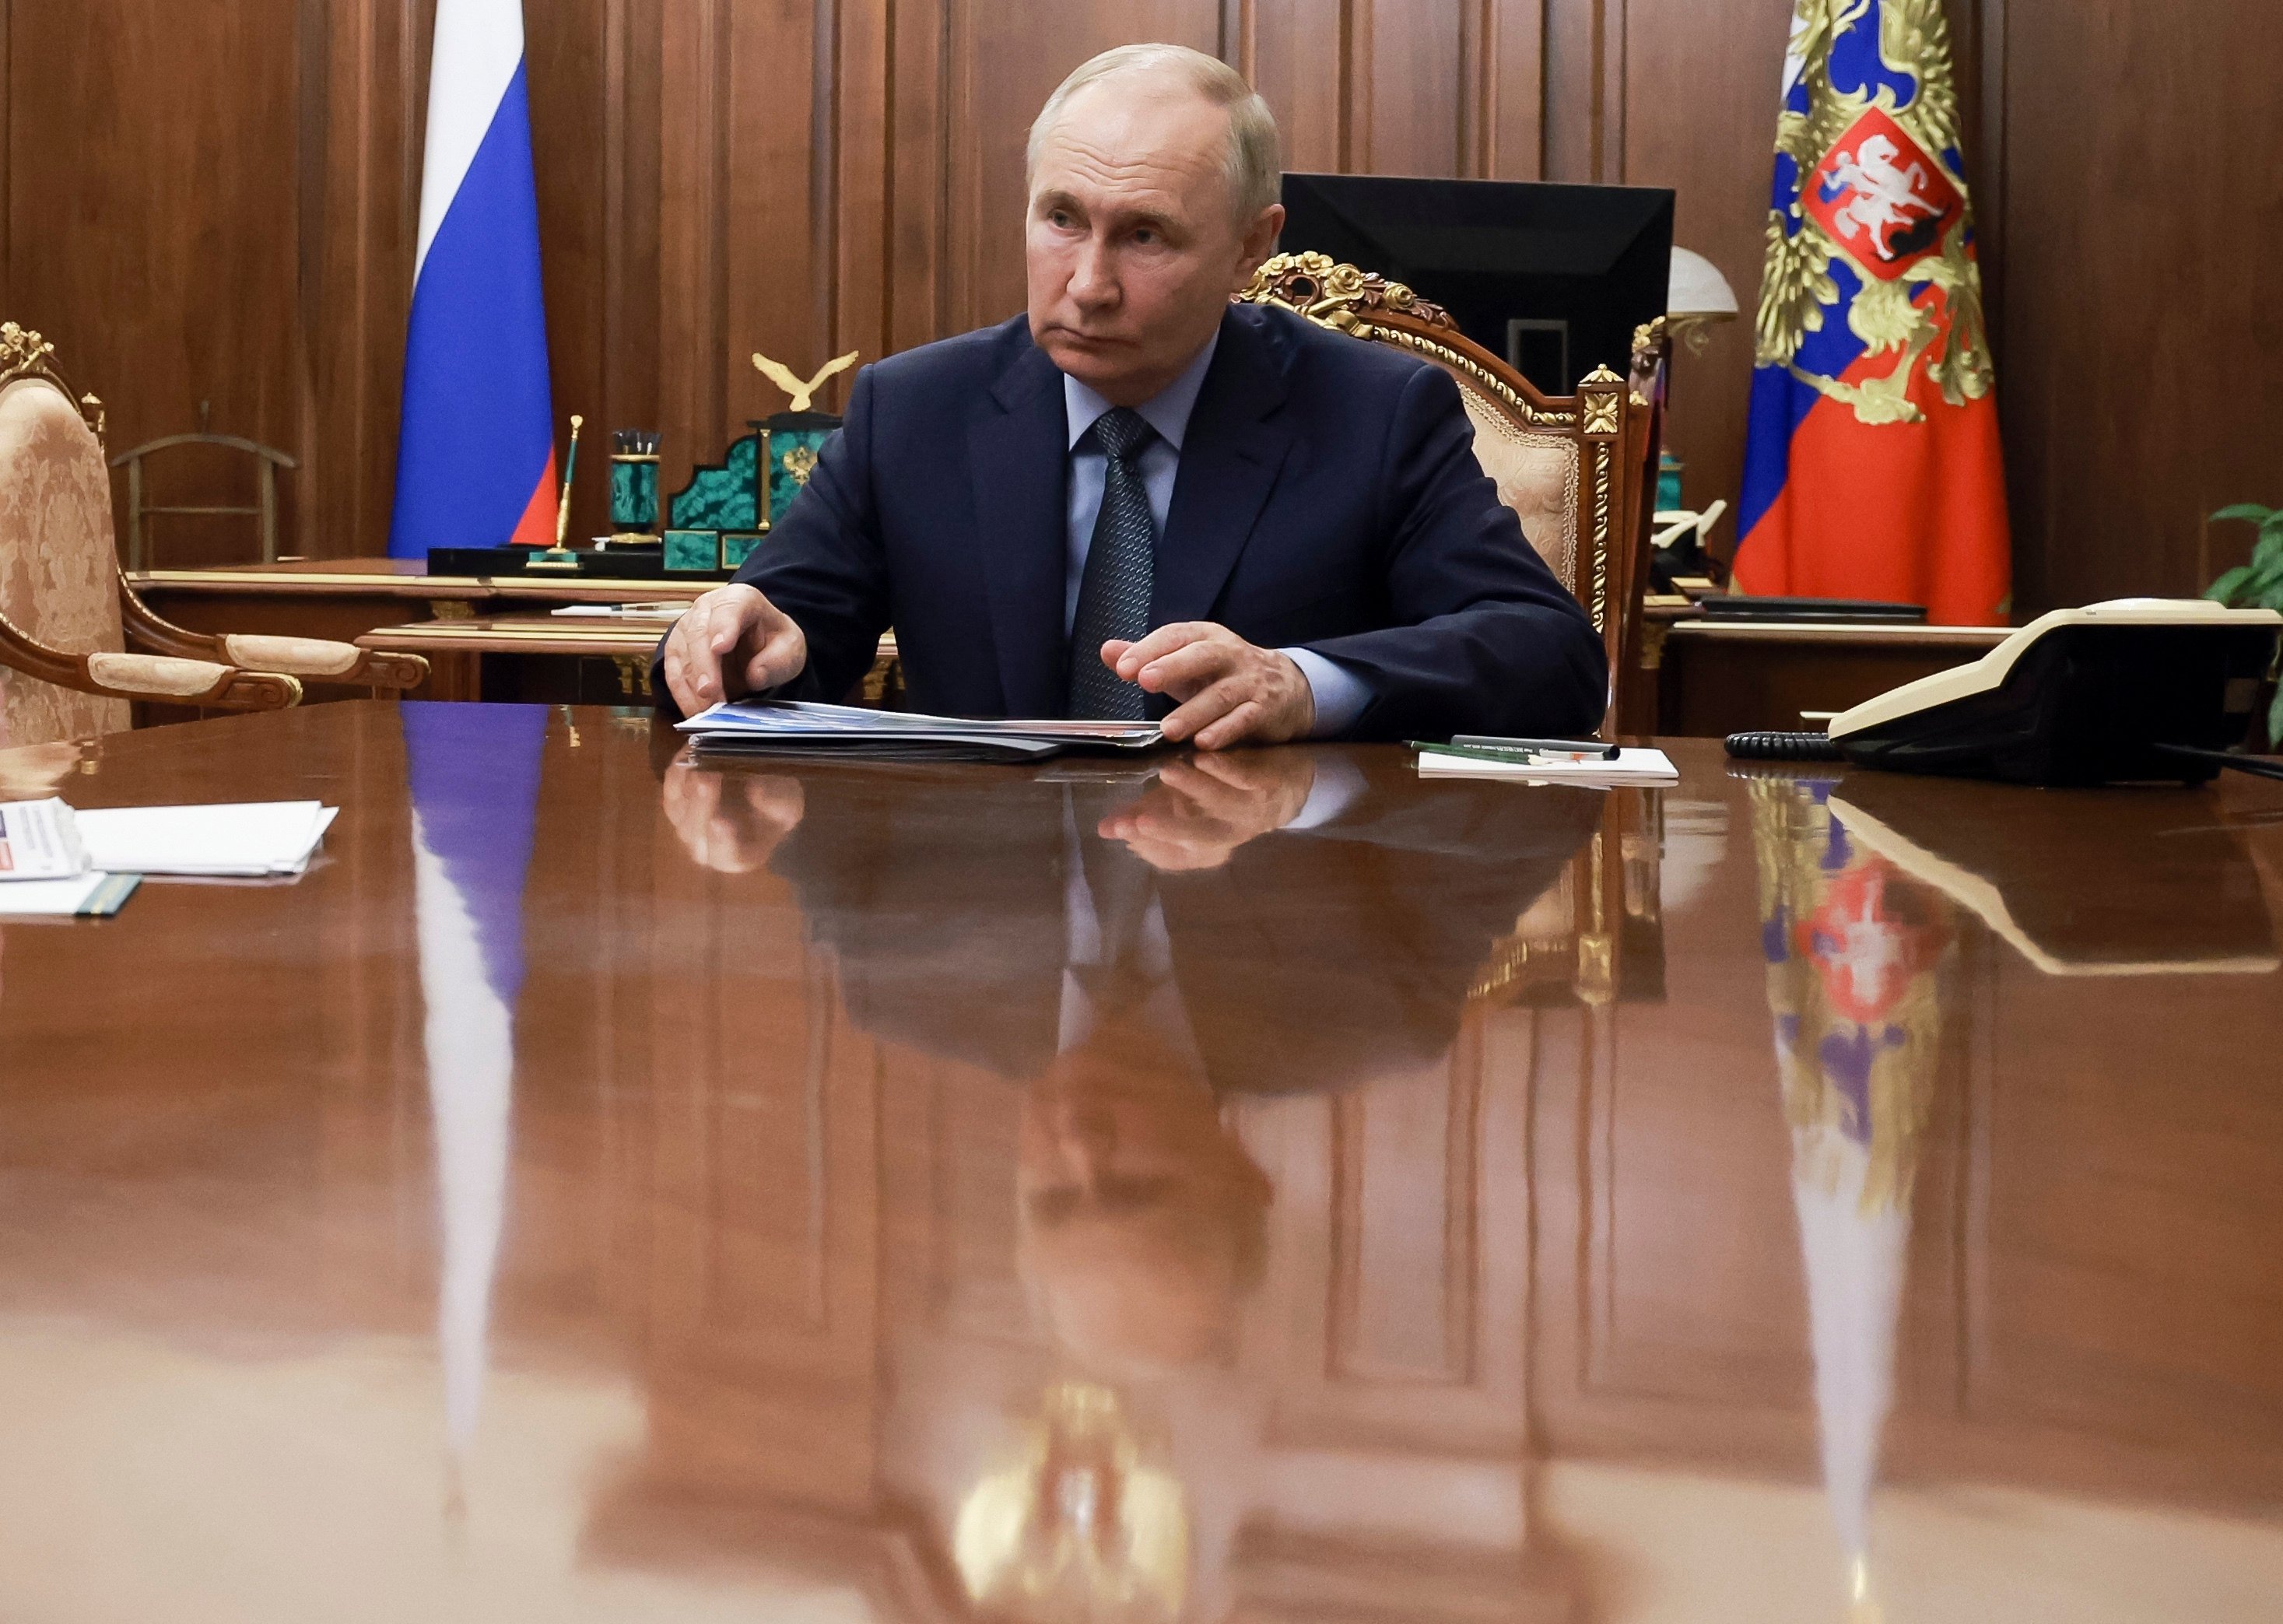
[410,809,514,1454]
[413,0,528,281]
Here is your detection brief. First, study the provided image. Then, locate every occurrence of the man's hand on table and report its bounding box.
[661,584,808,716]
[1100,622,1315,749]
[1097,752,1316,872]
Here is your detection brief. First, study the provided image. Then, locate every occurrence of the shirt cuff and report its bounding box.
[1282,647,1373,739]
[1282,753,1366,830]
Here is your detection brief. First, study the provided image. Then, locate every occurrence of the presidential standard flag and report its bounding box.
[1734,0,2009,625]
[388,0,557,559]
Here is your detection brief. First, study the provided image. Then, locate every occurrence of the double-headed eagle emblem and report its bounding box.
[1756,0,1994,426]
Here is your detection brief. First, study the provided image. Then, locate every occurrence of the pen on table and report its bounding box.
[1450,734,1620,759]
[1408,739,1611,767]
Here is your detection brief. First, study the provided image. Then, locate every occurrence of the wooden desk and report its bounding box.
[1652,617,2009,735]
[352,613,903,706]
[3,705,2279,1617]
[134,559,2001,737]
[129,556,709,646]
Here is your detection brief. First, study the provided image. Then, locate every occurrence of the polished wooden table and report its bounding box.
[3,704,2280,1619]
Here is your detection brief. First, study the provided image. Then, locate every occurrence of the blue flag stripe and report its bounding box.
[388,61,554,559]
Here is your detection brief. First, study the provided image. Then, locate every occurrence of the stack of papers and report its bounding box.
[678,700,1162,762]
[0,798,132,917]
[76,801,340,879]
[548,602,686,620]
[1415,745,1679,787]
[0,798,341,916]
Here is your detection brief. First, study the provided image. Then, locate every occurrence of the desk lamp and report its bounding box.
[1654,247,1741,582]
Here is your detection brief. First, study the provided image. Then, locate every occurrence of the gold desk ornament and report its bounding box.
[751,349,858,414]
[745,349,857,536]
[526,413,585,570]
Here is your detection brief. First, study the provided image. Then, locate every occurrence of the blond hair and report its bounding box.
[1026,44,1282,223]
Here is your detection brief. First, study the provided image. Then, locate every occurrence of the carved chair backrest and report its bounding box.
[1236,253,1666,734]
[0,324,128,745]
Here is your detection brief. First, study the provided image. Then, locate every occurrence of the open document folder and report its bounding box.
[676,700,1163,762]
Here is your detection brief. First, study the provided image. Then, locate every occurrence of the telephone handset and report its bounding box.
[1724,599,2283,787]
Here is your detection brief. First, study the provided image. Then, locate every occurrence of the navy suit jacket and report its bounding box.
[665,302,1608,739]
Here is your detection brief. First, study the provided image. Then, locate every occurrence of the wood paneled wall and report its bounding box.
[0,1,2276,609]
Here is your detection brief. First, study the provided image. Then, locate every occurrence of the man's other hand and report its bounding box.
[1097,752,1315,872]
[1100,622,1314,749]
[661,584,808,715]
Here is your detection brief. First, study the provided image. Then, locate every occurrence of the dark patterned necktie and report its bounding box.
[1066,407,1157,720]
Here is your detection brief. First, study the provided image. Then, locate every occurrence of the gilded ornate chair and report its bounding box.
[1236,252,1668,735]
[0,324,426,748]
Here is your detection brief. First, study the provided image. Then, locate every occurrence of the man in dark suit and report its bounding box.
[658,43,1606,745]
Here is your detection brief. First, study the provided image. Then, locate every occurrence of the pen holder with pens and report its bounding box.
[608,430,663,548]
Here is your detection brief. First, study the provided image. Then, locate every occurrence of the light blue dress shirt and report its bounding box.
[1061,333,1372,738]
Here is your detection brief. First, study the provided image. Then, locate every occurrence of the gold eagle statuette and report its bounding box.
[752,349,859,414]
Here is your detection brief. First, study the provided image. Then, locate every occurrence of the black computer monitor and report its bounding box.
[1277,174,1675,395]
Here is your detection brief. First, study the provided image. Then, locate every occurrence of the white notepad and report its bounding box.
[0,871,139,917]
[1415,746,1679,787]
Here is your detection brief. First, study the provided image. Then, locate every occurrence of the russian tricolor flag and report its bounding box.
[388,0,556,559]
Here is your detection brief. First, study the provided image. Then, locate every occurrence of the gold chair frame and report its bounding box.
[1236,252,1668,735]
[0,323,427,713]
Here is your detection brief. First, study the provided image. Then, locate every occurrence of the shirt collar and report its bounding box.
[1062,327,1222,453]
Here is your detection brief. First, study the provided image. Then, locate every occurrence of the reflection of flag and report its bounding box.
[404,703,546,1453]
[1750,777,1952,1615]
[387,0,556,559]
[1734,0,2009,626]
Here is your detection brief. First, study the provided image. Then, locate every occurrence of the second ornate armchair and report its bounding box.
[1236,252,1668,735]
[0,324,426,749]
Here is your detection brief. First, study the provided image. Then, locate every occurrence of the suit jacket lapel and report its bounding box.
[1156,310,1295,626]
[968,337,1070,717]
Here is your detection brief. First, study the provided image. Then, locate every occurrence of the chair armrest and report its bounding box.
[216,633,429,690]
[81,652,303,710]
[115,577,428,689]
[0,608,300,710]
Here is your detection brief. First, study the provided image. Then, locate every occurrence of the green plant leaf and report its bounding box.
[2270,683,2283,752]
[2206,566,2253,602]
[2211,503,2278,524]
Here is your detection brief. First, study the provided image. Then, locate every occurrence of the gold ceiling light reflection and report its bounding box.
[952,1382,1190,1624]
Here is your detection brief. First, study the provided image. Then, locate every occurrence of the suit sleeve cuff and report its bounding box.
[1282,647,1374,739]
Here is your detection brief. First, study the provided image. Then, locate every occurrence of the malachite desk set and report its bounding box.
[426,349,857,582]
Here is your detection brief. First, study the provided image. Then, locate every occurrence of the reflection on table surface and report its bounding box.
[1,702,2279,1622]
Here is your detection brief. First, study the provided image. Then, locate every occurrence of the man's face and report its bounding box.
[1026,78,1282,406]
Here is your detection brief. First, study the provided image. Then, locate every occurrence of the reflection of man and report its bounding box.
[658,43,1604,745]
[1017,1008,1272,1371]
[665,751,1601,1093]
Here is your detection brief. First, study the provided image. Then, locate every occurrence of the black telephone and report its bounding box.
[1723,600,2283,787]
